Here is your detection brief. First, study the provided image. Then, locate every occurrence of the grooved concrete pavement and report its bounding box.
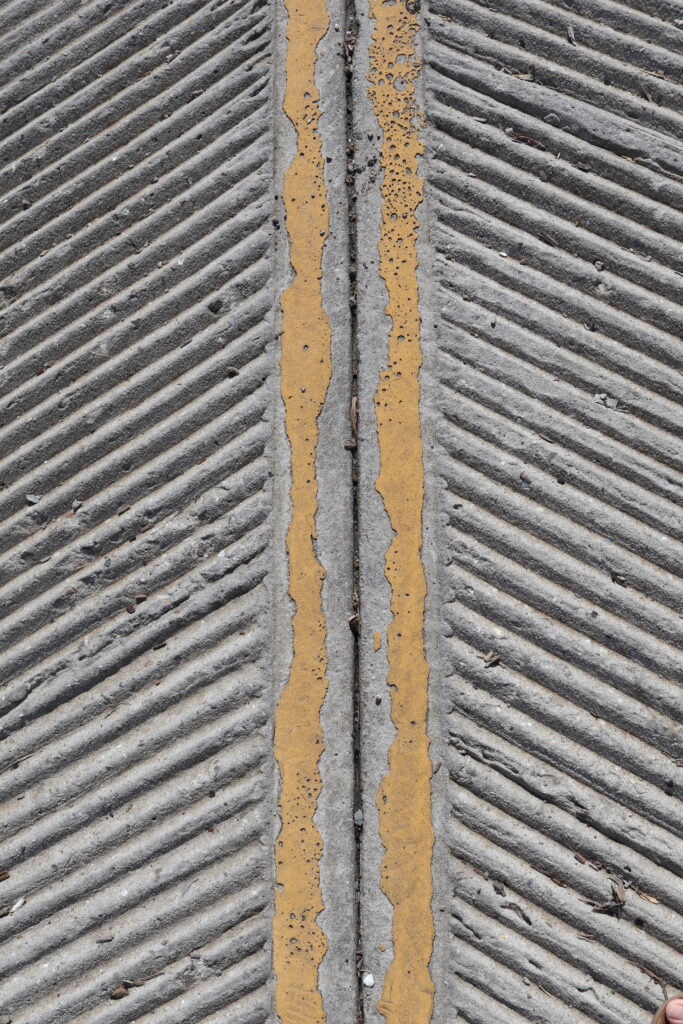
[0,0,681,1022]
[420,3,683,1019]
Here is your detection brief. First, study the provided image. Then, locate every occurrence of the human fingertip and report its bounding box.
[666,998,683,1024]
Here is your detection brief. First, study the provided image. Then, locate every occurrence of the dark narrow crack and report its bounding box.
[342,0,363,1019]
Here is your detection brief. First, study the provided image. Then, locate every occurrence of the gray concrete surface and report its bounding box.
[0,2,277,1021]
[0,0,681,1022]
[419,0,683,1019]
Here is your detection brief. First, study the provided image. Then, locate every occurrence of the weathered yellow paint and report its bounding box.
[273,0,331,1021]
[367,4,435,1023]
[373,631,382,652]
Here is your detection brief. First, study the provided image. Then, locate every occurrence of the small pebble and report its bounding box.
[362,972,375,988]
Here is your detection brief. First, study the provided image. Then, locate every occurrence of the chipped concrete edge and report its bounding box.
[271,0,293,1014]
[411,8,456,1022]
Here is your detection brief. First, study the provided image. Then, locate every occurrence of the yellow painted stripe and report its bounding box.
[273,1,331,1022]
[367,4,435,1023]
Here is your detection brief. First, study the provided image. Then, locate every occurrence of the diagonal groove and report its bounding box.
[424,2,683,1018]
[0,6,275,1022]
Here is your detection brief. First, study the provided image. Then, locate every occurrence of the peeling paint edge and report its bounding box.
[273,0,333,1020]
[366,2,435,1022]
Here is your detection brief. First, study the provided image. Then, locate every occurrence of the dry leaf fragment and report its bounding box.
[510,131,546,150]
